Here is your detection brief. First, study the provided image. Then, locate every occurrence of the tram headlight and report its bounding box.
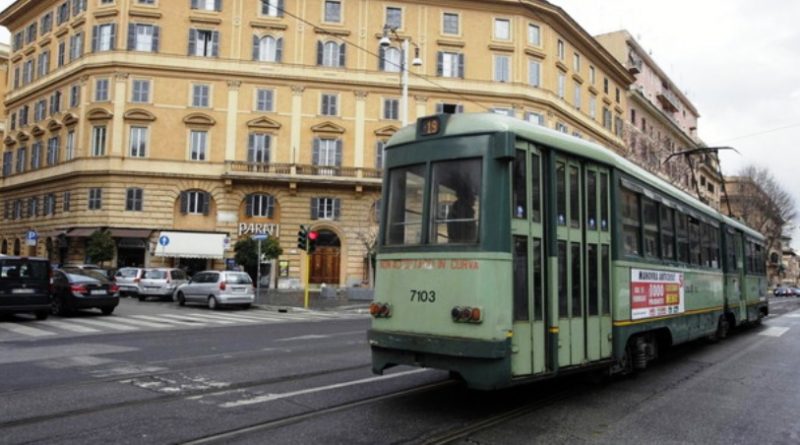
[370,302,392,318]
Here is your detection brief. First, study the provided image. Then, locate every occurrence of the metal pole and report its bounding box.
[256,240,261,304]
[303,252,310,309]
[401,38,410,127]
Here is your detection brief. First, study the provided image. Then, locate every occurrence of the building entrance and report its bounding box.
[309,230,341,285]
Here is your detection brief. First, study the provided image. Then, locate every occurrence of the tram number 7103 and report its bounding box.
[410,289,436,303]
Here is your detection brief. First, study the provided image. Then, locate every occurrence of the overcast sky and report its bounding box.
[1,1,797,246]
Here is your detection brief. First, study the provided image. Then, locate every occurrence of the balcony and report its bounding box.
[627,52,643,75]
[224,161,383,184]
[657,89,681,113]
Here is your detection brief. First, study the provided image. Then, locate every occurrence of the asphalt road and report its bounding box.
[1,297,798,444]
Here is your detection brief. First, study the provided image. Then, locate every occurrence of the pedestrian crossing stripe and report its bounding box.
[40,320,100,333]
[68,318,139,331]
[0,323,56,337]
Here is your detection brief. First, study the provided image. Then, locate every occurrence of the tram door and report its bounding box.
[729,230,748,322]
[511,143,547,376]
[584,166,613,361]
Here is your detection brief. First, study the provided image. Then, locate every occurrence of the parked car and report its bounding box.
[174,271,254,309]
[0,256,51,320]
[114,267,145,297]
[51,268,120,316]
[137,268,188,301]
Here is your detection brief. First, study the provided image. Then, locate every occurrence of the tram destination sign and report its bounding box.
[630,269,685,320]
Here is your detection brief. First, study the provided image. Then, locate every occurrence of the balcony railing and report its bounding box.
[225,161,383,181]
[657,89,681,113]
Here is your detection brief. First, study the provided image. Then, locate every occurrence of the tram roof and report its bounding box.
[388,113,763,242]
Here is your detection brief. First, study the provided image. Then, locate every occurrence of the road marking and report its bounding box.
[785,314,800,318]
[186,313,264,323]
[759,326,790,337]
[112,317,176,329]
[219,369,429,408]
[0,323,57,337]
[157,313,236,324]
[69,318,140,331]
[40,320,101,333]
[131,315,210,327]
[276,334,331,342]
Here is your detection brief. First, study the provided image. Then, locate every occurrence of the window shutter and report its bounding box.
[190,0,199,9]
[152,26,160,52]
[376,141,384,168]
[378,46,385,70]
[211,31,220,57]
[316,41,323,65]
[214,0,222,11]
[338,43,346,67]
[277,0,284,16]
[91,25,98,52]
[265,90,273,111]
[312,138,320,165]
[436,103,443,114]
[321,95,328,115]
[310,198,319,220]
[457,105,464,113]
[180,191,188,214]
[188,29,196,56]
[245,195,253,217]
[247,134,255,162]
[335,139,342,167]
[109,24,117,50]
[126,188,133,211]
[127,24,135,50]
[458,53,465,78]
[275,38,283,62]
[252,35,259,61]
[436,52,443,76]
[333,199,341,220]
[202,192,210,215]
[264,135,271,162]
[267,196,275,218]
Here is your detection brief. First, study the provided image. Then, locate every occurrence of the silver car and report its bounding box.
[138,268,188,301]
[114,267,145,297]
[175,271,254,310]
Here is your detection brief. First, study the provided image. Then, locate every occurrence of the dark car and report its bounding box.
[51,268,120,316]
[0,256,51,320]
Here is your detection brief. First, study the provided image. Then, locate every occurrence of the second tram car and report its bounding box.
[368,113,768,390]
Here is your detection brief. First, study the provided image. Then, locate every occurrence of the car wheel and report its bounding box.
[35,310,49,320]
[176,292,186,307]
[138,295,146,302]
[51,297,69,316]
[101,307,115,316]
[208,296,218,310]
[240,304,251,310]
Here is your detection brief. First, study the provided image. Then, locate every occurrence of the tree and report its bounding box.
[86,229,115,266]
[233,236,283,284]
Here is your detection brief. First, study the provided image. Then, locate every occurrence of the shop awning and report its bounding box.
[66,227,101,237]
[154,231,226,259]
[109,228,152,238]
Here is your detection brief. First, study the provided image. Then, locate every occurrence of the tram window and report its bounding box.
[586,171,597,230]
[601,245,610,315]
[512,151,527,219]
[587,244,598,316]
[430,158,482,244]
[531,154,541,223]
[689,217,702,265]
[385,164,426,245]
[660,207,675,260]
[556,162,566,225]
[726,231,738,272]
[706,225,719,268]
[558,241,567,317]
[513,236,529,321]
[745,241,753,273]
[621,188,641,256]
[569,166,580,229]
[642,198,658,258]
[533,238,543,320]
[754,244,764,273]
[599,172,609,231]
[571,242,581,317]
[676,212,689,263]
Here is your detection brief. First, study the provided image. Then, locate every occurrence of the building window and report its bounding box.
[589,95,597,119]
[65,131,75,161]
[191,0,221,11]
[311,197,340,220]
[92,23,117,52]
[312,138,342,175]
[631,108,636,125]
[19,105,29,127]
[138,0,155,4]
[95,78,109,101]
[253,35,283,62]
[192,84,210,107]
[44,194,56,216]
[26,23,37,44]
[557,39,564,60]
[573,81,581,109]
[494,55,510,82]
[376,140,385,168]
[435,103,464,114]
[528,23,540,46]
[494,18,510,40]
[603,77,609,94]
[528,60,540,87]
[261,0,283,17]
[492,108,514,117]
[589,66,596,84]
[442,12,459,35]
[88,188,102,210]
[246,194,275,218]
[190,130,207,161]
[73,0,87,15]
[317,41,346,67]
[380,46,401,72]
[38,51,50,77]
[13,32,23,52]
[324,0,341,22]
[129,126,148,157]
[23,59,33,85]
[602,108,612,130]
[180,190,210,215]
[35,100,46,122]
[92,126,107,156]
[614,116,623,137]
[132,79,150,103]
[615,87,621,103]
[247,133,270,163]
[189,29,219,57]
[70,32,84,61]
[555,122,568,133]
[41,12,53,34]
[320,93,338,116]
[63,191,71,212]
[129,24,159,52]
[385,7,402,28]
[49,90,62,114]
[2,152,12,177]
[47,137,60,166]
[573,53,581,72]
[58,1,71,24]
[525,111,544,126]
[31,142,42,170]
[126,188,143,211]
[557,72,565,99]
[70,84,80,108]
[28,197,39,218]
[383,98,399,120]
[255,89,274,111]
[16,147,27,173]
[437,51,464,78]
[14,200,22,219]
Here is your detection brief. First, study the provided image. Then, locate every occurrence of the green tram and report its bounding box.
[368,113,768,390]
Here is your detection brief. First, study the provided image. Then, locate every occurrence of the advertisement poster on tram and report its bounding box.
[630,269,684,320]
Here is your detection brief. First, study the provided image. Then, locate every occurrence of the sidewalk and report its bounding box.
[252,288,373,313]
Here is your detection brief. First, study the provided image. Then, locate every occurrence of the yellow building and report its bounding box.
[0,0,631,287]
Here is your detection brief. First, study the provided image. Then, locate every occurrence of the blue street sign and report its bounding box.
[159,235,170,246]
[26,230,38,241]
[252,234,268,241]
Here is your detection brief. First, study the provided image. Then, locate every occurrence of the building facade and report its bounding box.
[595,30,721,210]
[0,0,631,287]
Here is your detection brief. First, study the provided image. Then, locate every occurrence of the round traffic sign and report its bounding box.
[159,235,170,246]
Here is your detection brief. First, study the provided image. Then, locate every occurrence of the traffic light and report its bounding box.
[297,225,309,250]
[307,230,319,254]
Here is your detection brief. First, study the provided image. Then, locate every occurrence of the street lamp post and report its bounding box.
[380,25,422,127]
